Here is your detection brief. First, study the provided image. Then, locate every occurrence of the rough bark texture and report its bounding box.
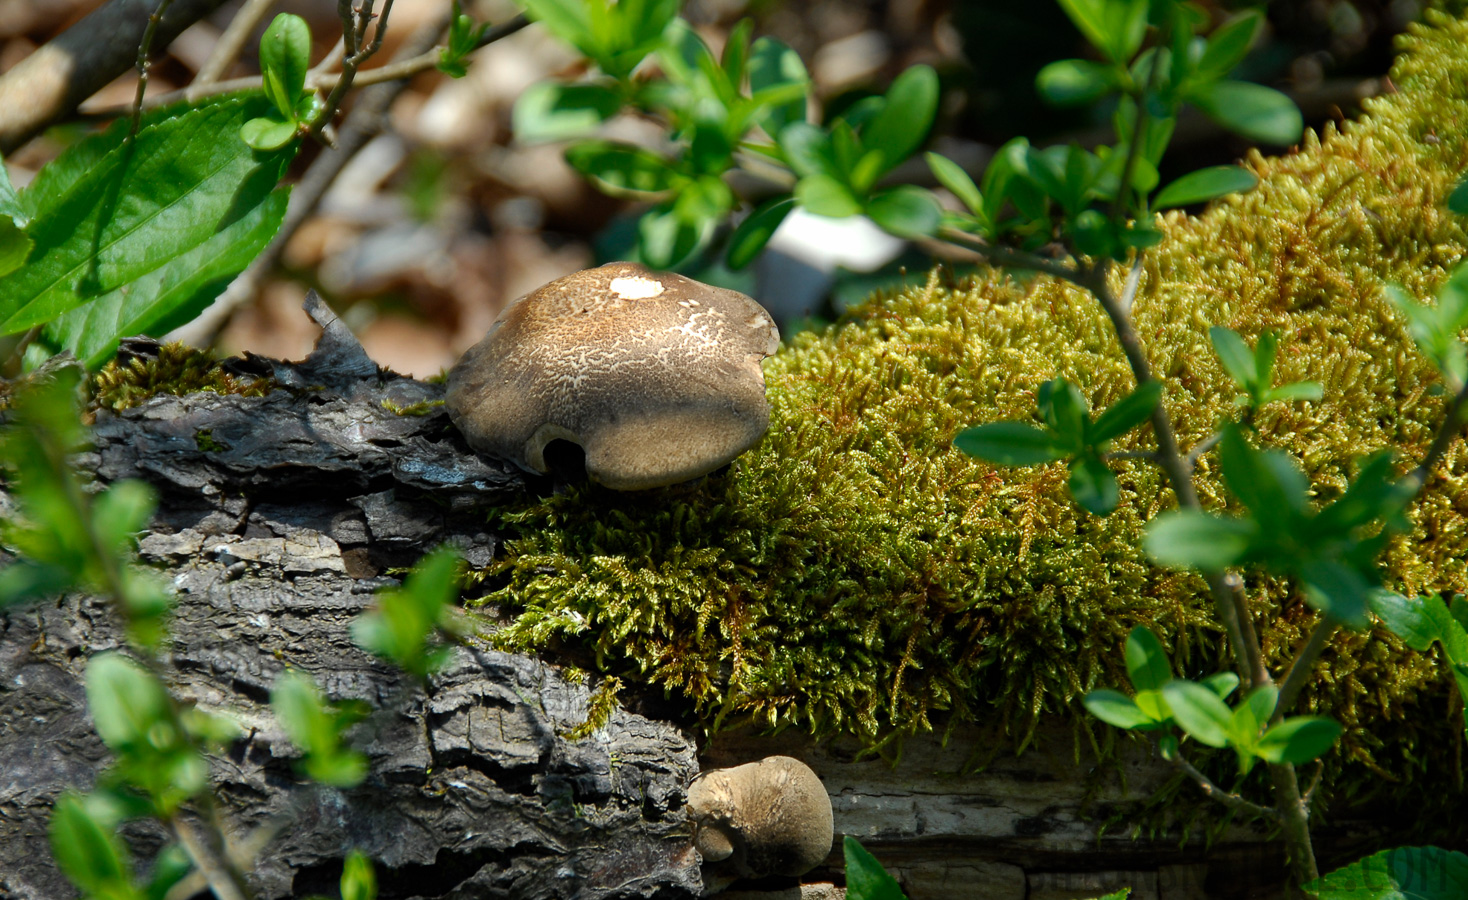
[0,304,1389,899]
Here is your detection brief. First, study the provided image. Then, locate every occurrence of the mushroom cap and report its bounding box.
[687,755,834,879]
[446,262,780,490]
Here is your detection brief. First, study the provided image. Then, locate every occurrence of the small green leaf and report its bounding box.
[795,173,861,219]
[865,186,941,238]
[1202,672,1240,700]
[727,196,795,269]
[1209,326,1257,389]
[1056,0,1148,65]
[1069,453,1119,515]
[1370,591,1463,655]
[1161,680,1233,748]
[1090,380,1161,445]
[953,422,1065,465]
[748,37,809,136]
[0,215,32,278]
[1257,716,1342,764]
[1035,59,1117,106]
[1144,510,1253,570]
[1197,12,1262,80]
[1231,684,1278,743]
[1299,558,1372,629]
[1219,426,1309,518]
[352,547,463,679]
[341,851,377,900]
[259,14,312,121]
[512,81,623,142]
[49,793,135,899]
[925,153,983,218]
[1038,378,1089,448]
[1450,175,1468,216]
[1084,689,1151,729]
[1190,80,1303,146]
[1305,846,1468,900]
[86,653,171,751]
[517,0,594,63]
[1124,626,1172,692]
[91,480,157,556]
[143,844,192,900]
[1262,381,1324,404]
[270,670,369,788]
[844,836,908,900]
[861,65,939,173]
[240,115,298,152]
[1154,166,1258,209]
[564,140,678,194]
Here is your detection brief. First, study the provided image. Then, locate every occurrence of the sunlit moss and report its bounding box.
[479,10,1468,818]
[91,342,272,412]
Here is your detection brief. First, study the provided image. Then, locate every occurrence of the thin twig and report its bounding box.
[1171,753,1278,820]
[127,13,531,114]
[1184,431,1224,471]
[173,818,252,900]
[128,0,176,139]
[1107,39,1164,224]
[938,228,1085,285]
[192,0,278,90]
[308,0,398,141]
[1405,377,1468,494]
[1273,615,1337,725]
[1301,761,1325,807]
[1268,760,1319,882]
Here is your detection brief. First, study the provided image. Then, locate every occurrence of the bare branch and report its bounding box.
[1184,431,1224,471]
[1273,615,1337,725]
[129,0,176,139]
[172,817,253,900]
[1170,753,1277,820]
[938,228,1085,285]
[0,0,230,154]
[192,0,279,90]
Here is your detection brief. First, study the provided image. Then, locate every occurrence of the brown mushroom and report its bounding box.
[445,262,780,490]
[687,756,834,882]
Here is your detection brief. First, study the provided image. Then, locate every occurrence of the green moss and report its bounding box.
[380,397,445,416]
[479,10,1468,816]
[92,342,272,412]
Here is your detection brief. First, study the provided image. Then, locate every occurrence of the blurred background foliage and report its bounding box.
[0,0,1429,377]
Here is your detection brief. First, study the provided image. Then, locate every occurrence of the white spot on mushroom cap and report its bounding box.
[609,275,665,299]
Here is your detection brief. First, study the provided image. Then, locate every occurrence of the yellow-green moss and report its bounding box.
[92,342,272,412]
[480,10,1468,813]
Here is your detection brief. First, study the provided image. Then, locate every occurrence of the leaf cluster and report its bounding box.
[242,14,324,150]
[351,545,466,679]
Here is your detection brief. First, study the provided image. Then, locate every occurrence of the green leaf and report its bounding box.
[1124,626,1172,692]
[1231,684,1277,742]
[953,422,1065,465]
[240,115,298,151]
[1056,0,1148,65]
[726,196,794,269]
[1197,12,1262,80]
[636,201,707,269]
[86,653,171,751]
[512,81,623,142]
[861,66,940,173]
[1090,380,1161,444]
[1263,381,1324,404]
[1036,59,1118,106]
[351,546,463,679]
[1209,326,1258,390]
[1299,559,1372,629]
[1305,846,1468,900]
[0,156,23,223]
[1144,510,1253,570]
[844,836,908,900]
[259,14,312,122]
[49,793,136,900]
[0,96,297,337]
[925,153,983,218]
[0,215,31,278]
[564,140,678,194]
[1038,378,1089,448]
[1370,592,1465,656]
[1069,454,1120,515]
[1257,716,1342,764]
[45,182,289,369]
[1084,689,1152,729]
[1219,426,1308,517]
[1450,175,1468,216]
[865,186,941,238]
[91,480,157,557]
[1154,166,1258,209]
[1202,671,1240,700]
[341,851,377,900]
[143,844,192,900]
[270,670,369,788]
[1161,680,1233,748]
[795,173,861,219]
[779,122,838,180]
[748,37,809,136]
[1190,80,1303,146]
[518,0,594,61]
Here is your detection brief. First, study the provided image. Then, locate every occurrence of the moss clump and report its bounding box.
[481,7,1468,805]
[92,342,272,412]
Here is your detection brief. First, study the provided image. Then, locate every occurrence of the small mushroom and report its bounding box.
[445,262,780,490]
[688,755,834,882]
